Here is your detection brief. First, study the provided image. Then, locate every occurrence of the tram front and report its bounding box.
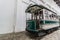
[25,5,47,36]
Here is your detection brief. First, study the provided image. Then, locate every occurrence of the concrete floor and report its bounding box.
[0,30,60,40]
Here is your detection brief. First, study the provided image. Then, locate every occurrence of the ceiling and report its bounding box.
[54,0,60,6]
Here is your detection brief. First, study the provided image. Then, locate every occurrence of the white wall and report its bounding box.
[43,0,60,15]
[0,0,15,34]
[15,0,27,32]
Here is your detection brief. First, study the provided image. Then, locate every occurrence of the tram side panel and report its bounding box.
[41,9,59,30]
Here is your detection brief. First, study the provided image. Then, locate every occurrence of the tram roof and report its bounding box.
[25,5,56,14]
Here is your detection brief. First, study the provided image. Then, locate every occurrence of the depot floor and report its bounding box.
[0,29,60,40]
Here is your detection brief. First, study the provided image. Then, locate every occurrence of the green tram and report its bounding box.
[25,5,59,36]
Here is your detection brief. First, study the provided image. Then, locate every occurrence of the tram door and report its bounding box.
[39,10,43,30]
[35,10,43,30]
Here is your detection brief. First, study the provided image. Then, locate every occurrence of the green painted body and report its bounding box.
[40,20,58,24]
[26,20,59,32]
[26,20,38,32]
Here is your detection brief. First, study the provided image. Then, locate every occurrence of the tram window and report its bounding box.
[27,13,31,20]
[49,15,51,18]
[39,11,43,19]
[45,10,49,19]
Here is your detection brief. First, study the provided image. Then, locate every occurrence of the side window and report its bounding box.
[45,10,49,19]
[39,10,43,19]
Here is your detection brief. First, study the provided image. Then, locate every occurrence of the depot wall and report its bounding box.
[0,0,15,34]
